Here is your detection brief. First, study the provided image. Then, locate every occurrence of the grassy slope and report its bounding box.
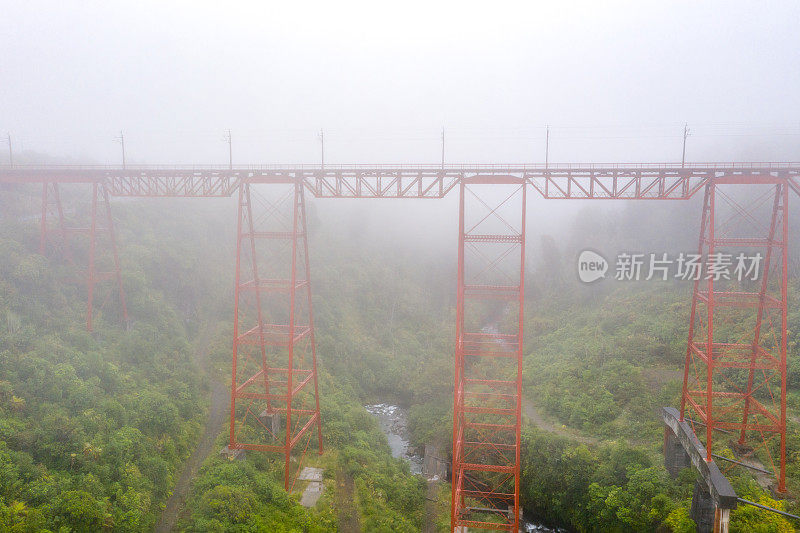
[519,281,800,531]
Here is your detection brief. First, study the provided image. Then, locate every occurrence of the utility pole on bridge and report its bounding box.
[545,125,550,168]
[6,133,12,168]
[682,123,690,168]
[225,129,232,170]
[116,131,126,169]
[319,129,324,169]
[441,127,445,169]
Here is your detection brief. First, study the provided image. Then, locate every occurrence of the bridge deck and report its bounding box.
[1,163,799,199]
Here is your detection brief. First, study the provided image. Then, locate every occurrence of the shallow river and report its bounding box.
[365,402,566,533]
[365,403,424,474]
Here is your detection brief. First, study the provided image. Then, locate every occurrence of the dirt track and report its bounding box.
[522,398,597,445]
[154,327,228,533]
[336,470,361,533]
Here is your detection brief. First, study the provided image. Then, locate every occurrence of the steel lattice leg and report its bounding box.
[40,181,127,331]
[452,178,525,532]
[228,181,323,491]
[681,178,788,492]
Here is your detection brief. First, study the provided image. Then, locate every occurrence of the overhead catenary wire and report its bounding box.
[10,124,800,146]
[6,122,800,166]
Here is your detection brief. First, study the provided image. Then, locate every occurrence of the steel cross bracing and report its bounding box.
[680,177,790,492]
[452,177,526,531]
[1,163,799,199]
[38,181,129,331]
[229,182,323,491]
[1,162,799,533]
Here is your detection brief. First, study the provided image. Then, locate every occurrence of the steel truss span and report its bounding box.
[1,163,798,199]
[1,163,798,532]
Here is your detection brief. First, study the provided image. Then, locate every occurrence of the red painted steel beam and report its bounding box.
[2,164,799,199]
[680,180,789,492]
[451,181,525,532]
[4,161,799,521]
[228,182,323,491]
[38,181,128,331]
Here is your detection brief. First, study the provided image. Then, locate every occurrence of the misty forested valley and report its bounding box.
[3,2,800,532]
[0,183,797,532]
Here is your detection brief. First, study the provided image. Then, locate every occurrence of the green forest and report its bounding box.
[0,187,798,532]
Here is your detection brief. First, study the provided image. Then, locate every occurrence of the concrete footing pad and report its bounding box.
[219,446,246,461]
[298,467,325,507]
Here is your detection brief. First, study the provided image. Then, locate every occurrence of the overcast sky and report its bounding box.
[2,1,799,165]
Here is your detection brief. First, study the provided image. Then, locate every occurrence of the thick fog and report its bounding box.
[3,1,799,272]
[2,1,799,165]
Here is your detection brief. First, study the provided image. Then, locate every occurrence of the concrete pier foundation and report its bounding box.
[258,410,281,438]
[219,446,246,461]
[423,444,448,480]
[664,426,692,477]
[690,480,716,533]
[661,408,736,533]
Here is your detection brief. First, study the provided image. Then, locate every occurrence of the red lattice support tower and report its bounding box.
[680,176,789,491]
[40,181,128,331]
[228,180,323,490]
[452,177,526,532]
